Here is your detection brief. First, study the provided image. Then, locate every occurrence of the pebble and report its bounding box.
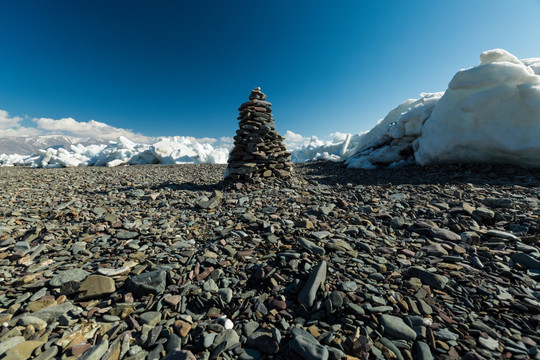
[407,266,448,289]
[126,270,167,296]
[291,328,329,360]
[0,336,25,356]
[33,345,58,360]
[49,268,90,287]
[298,237,326,256]
[380,314,417,341]
[17,315,47,330]
[298,261,327,308]
[479,336,500,351]
[414,341,434,360]
[76,274,116,300]
[0,162,539,360]
[139,311,162,326]
[218,288,234,303]
[246,329,279,355]
[212,329,240,353]
[78,340,109,360]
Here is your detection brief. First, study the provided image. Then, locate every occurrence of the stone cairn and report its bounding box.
[225,87,293,180]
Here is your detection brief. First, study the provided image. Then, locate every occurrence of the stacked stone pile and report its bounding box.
[225,87,293,180]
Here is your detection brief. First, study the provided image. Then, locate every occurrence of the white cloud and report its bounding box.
[0,110,41,136]
[33,117,153,143]
[0,109,23,129]
[1,108,154,142]
[0,126,43,137]
[283,130,313,149]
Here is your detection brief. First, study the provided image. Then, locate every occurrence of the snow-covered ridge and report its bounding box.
[0,136,230,168]
[346,49,540,168]
[0,133,358,168]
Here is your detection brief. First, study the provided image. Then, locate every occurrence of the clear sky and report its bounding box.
[1,0,540,141]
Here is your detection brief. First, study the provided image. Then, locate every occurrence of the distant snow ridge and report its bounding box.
[0,136,230,168]
[0,133,360,168]
[346,49,540,168]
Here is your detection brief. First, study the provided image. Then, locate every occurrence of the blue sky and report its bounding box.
[1,0,540,141]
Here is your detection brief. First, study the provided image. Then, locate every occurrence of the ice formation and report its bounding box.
[0,133,356,168]
[0,136,230,168]
[346,49,540,168]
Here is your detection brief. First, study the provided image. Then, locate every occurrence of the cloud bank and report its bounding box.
[0,109,153,142]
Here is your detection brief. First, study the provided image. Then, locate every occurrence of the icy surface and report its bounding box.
[0,133,358,168]
[0,136,231,168]
[284,131,362,163]
[347,49,540,169]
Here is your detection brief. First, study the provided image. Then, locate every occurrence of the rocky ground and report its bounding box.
[0,161,539,360]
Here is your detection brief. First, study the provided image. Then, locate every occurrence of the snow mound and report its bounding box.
[346,49,540,169]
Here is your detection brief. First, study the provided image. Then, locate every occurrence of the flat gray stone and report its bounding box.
[429,227,461,241]
[434,328,459,341]
[407,266,447,290]
[32,302,74,323]
[0,336,25,356]
[79,340,108,360]
[203,279,219,293]
[298,237,325,256]
[340,281,358,292]
[380,337,404,360]
[414,341,433,360]
[487,229,518,240]
[291,329,329,360]
[116,231,139,239]
[243,320,260,337]
[166,333,182,352]
[18,315,47,329]
[126,270,167,297]
[246,329,279,355]
[49,269,90,287]
[510,252,540,270]
[380,314,417,341]
[33,345,59,360]
[479,336,500,351]
[218,288,234,303]
[298,261,327,308]
[139,311,162,326]
[213,329,240,352]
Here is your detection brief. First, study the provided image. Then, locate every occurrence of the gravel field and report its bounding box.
[0,162,539,360]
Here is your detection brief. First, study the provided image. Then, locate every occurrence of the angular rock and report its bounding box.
[380,314,417,341]
[125,270,167,297]
[76,275,116,300]
[298,261,327,308]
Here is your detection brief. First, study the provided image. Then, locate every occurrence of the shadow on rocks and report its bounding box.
[153,180,227,193]
[296,160,540,187]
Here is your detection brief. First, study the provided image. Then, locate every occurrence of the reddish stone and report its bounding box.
[174,320,191,337]
[268,298,287,310]
[164,295,182,307]
[87,307,99,317]
[195,266,214,282]
[438,311,458,324]
[70,343,91,356]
